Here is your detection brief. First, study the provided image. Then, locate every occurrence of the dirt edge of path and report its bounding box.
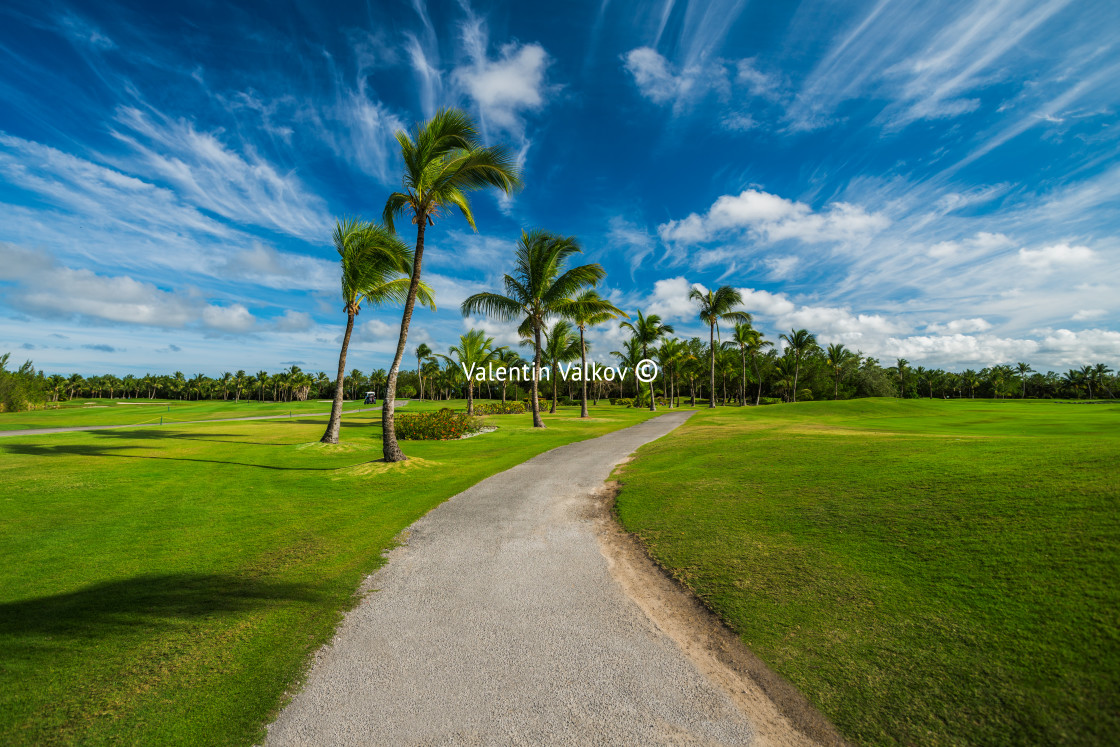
[592,476,850,747]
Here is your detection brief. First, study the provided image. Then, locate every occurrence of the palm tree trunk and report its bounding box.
[579,328,589,418]
[792,357,800,403]
[467,379,474,415]
[551,362,558,414]
[418,355,424,402]
[646,345,656,412]
[740,350,747,406]
[321,311,355,443]
[383,219,428,461]
[531,324,545,428]
[708,324,716,408]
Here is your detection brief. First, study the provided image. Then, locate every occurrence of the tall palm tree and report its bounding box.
[894,358,910,398]
[611,337,644,401]
[826,343,855,400]
[255,370,268,402]
[498,350,522,403]
[1093,363,1115,398]
[321,220,433,445]
[619,310,674,411]
[688,286,751,408]
[561,289,627,418]
[435,329,504,415]
[1015,362,1034,398]
[657,337,685,408]
[380,108,522,461]
[779,329,818,403]
[461,230,604,428]
[730,323,762,406]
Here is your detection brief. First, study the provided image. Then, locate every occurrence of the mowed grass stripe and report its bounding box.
[0,404,660,745]
[613,398,1119,746]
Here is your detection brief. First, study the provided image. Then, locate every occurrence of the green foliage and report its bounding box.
[615,399,1120,746]
[474,401,526,415]
[398,385,416,398]
[796,388,814,401]
[394,408,482,440]
[0,353,46,412]
[758,397,782,405]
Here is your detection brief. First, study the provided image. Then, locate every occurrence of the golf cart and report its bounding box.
[363,391,377,405]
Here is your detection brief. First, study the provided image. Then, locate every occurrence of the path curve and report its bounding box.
[0,401,409,438]
[267,411,821,746]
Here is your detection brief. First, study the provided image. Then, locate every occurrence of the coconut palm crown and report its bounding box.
[619,310,674,411]
[380,108,522,461]
[460,229,604,428]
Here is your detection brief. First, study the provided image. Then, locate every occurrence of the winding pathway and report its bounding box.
[268,411,822,746]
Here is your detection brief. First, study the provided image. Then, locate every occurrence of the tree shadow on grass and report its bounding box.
[0,573,322,643]
[1,441,339,470]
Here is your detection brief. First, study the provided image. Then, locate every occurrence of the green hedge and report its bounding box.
[474,401,526,415]
[394,408,483,440]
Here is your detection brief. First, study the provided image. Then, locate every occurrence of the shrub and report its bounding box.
[758,397,782,405]
[612,397,635,407]
[797,388,814,401]
[474,401,526,415]
[398,385,417,398]
[394,408,483,440]
[0,353,45,413]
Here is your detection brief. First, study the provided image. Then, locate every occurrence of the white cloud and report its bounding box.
[1072,309,1106,321]
[645,276,699,322]
[764,256,799,280]
[274,310,315,332]
[0,243,259,333]
[110,106,331,241]
[624,48,690,105]
[219,244,335,291]
[926,318,992,334]
[659,188,889,247]
[452,10,552,141]
[1018,242,1095,270]
[928,231,1013,259]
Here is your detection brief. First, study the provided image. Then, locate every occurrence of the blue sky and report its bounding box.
[1,0,1118,376]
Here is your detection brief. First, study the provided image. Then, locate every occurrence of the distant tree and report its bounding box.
[414,343,432,402]
[436,329,504,415]
[620,310,674,411]
[689,286,751,409]
[780,329,819,403]
[561,289,627,417]
[826,343,856,400]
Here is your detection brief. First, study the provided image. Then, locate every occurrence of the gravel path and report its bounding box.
[0,402,407,438]
[267,411,812,746]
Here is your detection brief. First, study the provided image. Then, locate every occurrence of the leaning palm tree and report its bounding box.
[779,329,818,402]
[461,230,604,428]
[435,329,504,415]
[620,310,674,411]
[321,219,433,445]
[560,289,627,417]
[380,108,522,462]
[688,286,751,408]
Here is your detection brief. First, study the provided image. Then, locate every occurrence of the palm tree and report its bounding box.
[826,343,856,400]
[321,219,433,445]
[1093,363,1115,398]
[435,329,504,415]
[414,343,432,401]
[688,286,751,408]
[619,310,674,411]
[657,337,685,408]
[611,337,644,401]
[894,358,910,398]
[461,230,604,429]
[380,109,522,461]
[730,323,762,406]
[779,329,818,403]
[561,289,627,418]
[498,350,522,403]
[1015,362,1034,398]
[534,320,581,413]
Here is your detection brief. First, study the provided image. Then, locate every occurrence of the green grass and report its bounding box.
[614,398,1119,746]
[0,402,660,745]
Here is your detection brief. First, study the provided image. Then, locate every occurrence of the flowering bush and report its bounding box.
[395,408,483,440]
[474,401,526,415]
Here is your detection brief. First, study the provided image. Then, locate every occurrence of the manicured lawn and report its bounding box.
[613,398,1119,746]
[0,402,659,744]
